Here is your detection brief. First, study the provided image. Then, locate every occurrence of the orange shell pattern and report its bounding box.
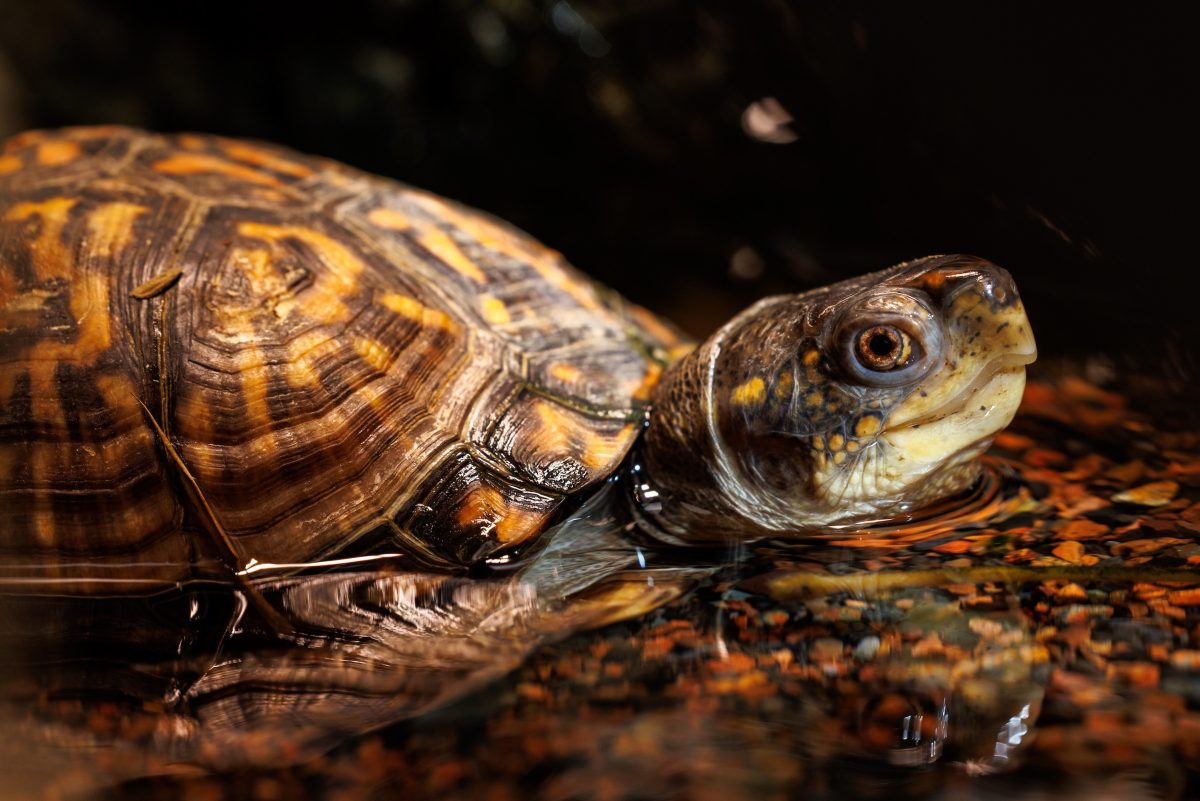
[0,127,685,587]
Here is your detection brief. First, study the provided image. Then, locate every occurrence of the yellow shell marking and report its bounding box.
[222,313,274,443]
[285,329,336,388]
[5,197,77,280]
[732,377,766,406]
[668,343,697,362]
[153,153,284,188]
[549,362,582,383]
[828,434,845,451]
[86,202,147,258]
[177,134,209,150]
[532,398,629,471]
[480,295,511,325]
[365,207,412,231]
[35,139,81,166]
[457,486,550,545]
[404,190,601,310]
[414,226,488,285]
[221,141,314,178]
[631,361,663,403]
[367,205,488,284]
[379,292,457,332]
[0,155,20,174]
[236,222,364,323]
[354,335,393,374]
[1,200,115,427]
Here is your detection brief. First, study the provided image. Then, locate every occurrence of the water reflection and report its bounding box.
[0,574,1051,794]
[1,376,1198,801]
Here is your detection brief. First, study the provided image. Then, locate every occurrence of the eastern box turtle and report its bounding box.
[0,127,1036,592]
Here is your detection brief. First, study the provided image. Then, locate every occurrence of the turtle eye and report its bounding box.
[834,290,942,388]
[855,325,914,371]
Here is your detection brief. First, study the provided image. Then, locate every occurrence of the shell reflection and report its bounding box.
[1,375,1198,801]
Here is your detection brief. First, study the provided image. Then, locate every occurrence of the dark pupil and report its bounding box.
[868,332,897,357]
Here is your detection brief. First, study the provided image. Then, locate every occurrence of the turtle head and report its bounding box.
[642,255,1036,540]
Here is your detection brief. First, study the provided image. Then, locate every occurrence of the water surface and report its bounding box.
[2,372,1197,801]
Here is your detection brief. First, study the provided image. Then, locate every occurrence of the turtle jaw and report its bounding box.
[806,296,1036,524]
[881,362,1027,497]
[877,299,1037,508]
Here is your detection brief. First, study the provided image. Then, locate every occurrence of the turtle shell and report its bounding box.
[0,126,687,589]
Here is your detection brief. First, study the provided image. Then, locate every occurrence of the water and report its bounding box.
[1,373,1197,801]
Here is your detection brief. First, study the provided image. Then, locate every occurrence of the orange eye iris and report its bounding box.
[855,325,912,371]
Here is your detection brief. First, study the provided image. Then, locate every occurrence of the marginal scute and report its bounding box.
[487,392,636,493]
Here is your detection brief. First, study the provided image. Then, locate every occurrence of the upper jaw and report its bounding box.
[883,298,1036,432]
[889,350,1036,431]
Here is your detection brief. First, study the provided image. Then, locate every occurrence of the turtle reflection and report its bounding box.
[1,379,1198,801]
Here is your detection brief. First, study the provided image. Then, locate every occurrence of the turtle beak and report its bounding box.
[882,263,1036,469]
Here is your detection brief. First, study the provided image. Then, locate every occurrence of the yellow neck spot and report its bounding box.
[854,415,882,438]
[0,155,21,174]
[731,376,766,406]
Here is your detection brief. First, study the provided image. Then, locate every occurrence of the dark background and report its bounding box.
[0,1,1194,376]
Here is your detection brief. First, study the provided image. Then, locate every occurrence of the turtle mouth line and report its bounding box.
[887,352,1035,432]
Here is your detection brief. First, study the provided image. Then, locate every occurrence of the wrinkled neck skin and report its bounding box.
[638,301,821,543]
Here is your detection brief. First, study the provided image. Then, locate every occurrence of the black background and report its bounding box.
[0,1,1194,375]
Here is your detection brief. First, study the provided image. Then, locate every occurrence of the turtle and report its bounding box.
[0,126,1037,596]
